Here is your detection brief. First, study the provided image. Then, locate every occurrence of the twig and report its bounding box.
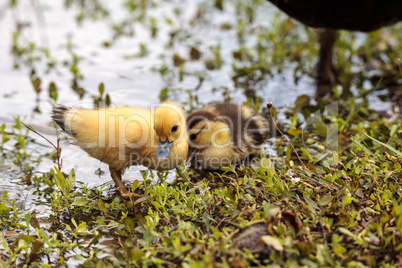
[266,102,305,167]
[21,122,56,149]
[54,123,62,170]
[21,121,62,170]
[296,172,333,190]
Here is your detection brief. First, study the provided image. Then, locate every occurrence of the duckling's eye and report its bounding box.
[190,134,197,140]
[171,125,178,132]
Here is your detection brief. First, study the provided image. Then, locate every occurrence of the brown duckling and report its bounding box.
[52,102,188,198]
[186,102,269,169]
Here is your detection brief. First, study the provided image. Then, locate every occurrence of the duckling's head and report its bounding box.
[154,102,186,160]
[186,110,231,150]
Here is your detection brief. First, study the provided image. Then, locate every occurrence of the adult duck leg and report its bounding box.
[316,28,337,98]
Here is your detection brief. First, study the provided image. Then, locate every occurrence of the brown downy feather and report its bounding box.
[186,102,269,169]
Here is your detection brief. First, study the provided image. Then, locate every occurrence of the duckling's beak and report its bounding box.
[156,138,173,161]
[185,147,197,166]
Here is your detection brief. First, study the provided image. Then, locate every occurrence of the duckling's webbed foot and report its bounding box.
[109,167,130,199]
[120,192,140,199]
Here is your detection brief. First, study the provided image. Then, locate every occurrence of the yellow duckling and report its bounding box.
[186,102,269,169]
[52,102,188,198]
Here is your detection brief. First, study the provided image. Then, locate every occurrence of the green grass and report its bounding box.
[1,98,401,267]
[1,0,402,267]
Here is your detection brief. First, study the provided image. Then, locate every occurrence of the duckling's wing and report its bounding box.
[52,106,152,148]
[245,114,269,146]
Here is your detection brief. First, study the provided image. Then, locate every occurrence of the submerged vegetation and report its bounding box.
[0,0,402,267]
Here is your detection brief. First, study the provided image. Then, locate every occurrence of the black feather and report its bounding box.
[51,105,69,131]
[187,110,217,129]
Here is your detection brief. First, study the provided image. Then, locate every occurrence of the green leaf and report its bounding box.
[260,158,276,175]
[364,133,402,157]
[71,218,78,228]
[98,83,104,98]
[305,197,319,211]
[220,166,234,173]
[98,198,109,213]
[67,169,76,193]
[159,88,169,102]
[382,190,392,201]
[0,232,10,252]
[14,235,36,244]
[390,124,398,138]
[132,180,140,192]
[97,216,105,226]
[53,167,66,196]
[353,140,371,154]
[1,124,10,144]
[260,235,283,251]
[333,243,346,256]
[140,170,148,180]
[124,218,135,235]
[65,224,72,232]
[72,197,89,207]
[75,254,86,260]
[115,229,130,237]
[316,244,334,266]
[318,195,334,206]
[306,162,317,173]
[25,213,32,229]
[301,147,313,161]
[129,247,144,261]
[339,228,357,240]
[342,193,355,207]
[53,167,76,198]
[105,94,111,107]
[294,94,310,113]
